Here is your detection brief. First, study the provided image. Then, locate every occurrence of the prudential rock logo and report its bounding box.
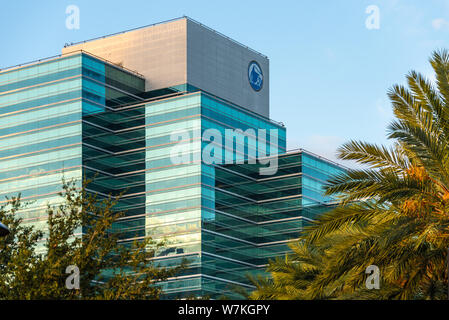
[248,61,263,91]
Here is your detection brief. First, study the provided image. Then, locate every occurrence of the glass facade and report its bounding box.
[201,150,346,298]
[1,42,345,299]
[0,52,145,252]
[144,92,286,297]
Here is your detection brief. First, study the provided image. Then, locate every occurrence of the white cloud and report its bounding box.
[375,97,393,120]
[424,69,437,86]
[325,48,336,61]
[432,18,449,31]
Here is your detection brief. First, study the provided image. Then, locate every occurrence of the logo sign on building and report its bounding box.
[248,61,263,92]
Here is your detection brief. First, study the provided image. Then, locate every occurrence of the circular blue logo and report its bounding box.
[248,61,263,92]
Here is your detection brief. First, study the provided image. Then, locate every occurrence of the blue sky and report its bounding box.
[1,0,448,165]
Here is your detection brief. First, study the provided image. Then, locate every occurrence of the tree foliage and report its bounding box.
[0,180,184,299]
[249,49,449,300]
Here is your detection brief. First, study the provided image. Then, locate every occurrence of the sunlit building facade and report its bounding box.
[0,51,145,251]
[0,17,345,298]
[203,150,344,297]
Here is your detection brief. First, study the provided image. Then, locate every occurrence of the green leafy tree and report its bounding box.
[0,180,185,299]
[250,49,449,300]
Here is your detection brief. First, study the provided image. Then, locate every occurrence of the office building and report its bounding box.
[0,17,345,298]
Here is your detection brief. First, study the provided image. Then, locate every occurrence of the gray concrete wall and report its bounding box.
[62,17,269,117]
[186,19,269,118]
[62,18,188,92]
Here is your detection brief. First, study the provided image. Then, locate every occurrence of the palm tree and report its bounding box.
[247,241,328,300]
[251,49,449,300]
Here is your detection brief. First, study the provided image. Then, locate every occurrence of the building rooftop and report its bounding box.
[0,50,145,78]
[64,16,268,59]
